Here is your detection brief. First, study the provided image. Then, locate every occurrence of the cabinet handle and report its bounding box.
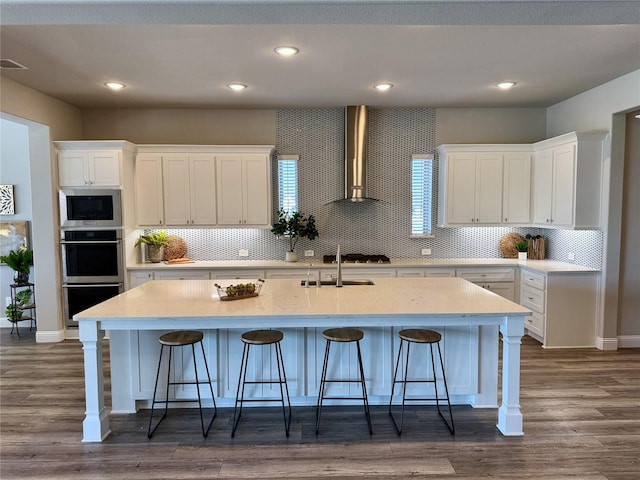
[526,318,533,323]
[505,217,508,222]
[527,296,534,300]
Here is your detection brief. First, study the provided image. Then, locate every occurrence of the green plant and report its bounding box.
[15,289,33,307]
[0,249,33,274]
[271,209,319,252]
[134,231,169,248]
[5,304,23,323]
[515,240,529,252]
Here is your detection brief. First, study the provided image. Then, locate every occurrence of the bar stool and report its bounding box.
[147,330,217,438]
[388,328,455,435]
[316,327,372,434]
[232,329,292,437]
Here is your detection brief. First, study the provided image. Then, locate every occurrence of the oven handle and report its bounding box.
[61,240,121,245]
[62,283,123,288]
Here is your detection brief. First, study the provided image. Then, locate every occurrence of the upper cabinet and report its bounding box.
[437,132,605,229]
[531,132,606,229]
[135,145,274,228]
[437,145,530,227]
[56,141,136,188]
[216,153,272,227]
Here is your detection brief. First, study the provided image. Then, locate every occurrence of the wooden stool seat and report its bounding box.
[322,327,364,342]
[241,329,283,345]
[398,329,441,344]
[159,330,203,346]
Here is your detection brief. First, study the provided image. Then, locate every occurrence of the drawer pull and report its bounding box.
[527,296,534,300]
[526,319,533,323]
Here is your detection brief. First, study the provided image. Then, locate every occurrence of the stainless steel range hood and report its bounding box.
[340,105,379,203]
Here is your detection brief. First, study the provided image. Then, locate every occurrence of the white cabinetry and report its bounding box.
[437,144,532,227]
[56,141,135,188]
[134,153,164,226]
[531,132,606,229]
[397,268,456,278]
[456,267,516,301]
[520,268,598,347]
[162,154,216,226]
[129,271,155,289]
[216,153,272,227]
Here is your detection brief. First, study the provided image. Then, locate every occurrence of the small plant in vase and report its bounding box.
[135,231,169,263]
[0,248,34,285]
[271,209,319,262]
[515,240,529,260]
[5,303,23,323]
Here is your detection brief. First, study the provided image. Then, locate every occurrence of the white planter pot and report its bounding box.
[285,251,298,262]
[518,252,528,260]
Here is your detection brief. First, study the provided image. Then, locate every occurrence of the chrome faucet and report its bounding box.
[336,244,343,287]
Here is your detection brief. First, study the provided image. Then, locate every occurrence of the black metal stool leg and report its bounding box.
[232,342,250,437]
[355,340,372,434]
[434,342,455,434]
[148,344,167,438]
[199,340,217,436]
[315,339,331,434]
[275,341,292,436]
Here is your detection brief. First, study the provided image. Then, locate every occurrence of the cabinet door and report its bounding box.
[216,154,244,225]
[243,154,271,226]
[135,154,164,226]
[58,151,89,186]
[483,282,515,302]
[475,153,503,223]
[551,143,576,226]
[189,154,217,225]
[503,152,531,224]
[154,270,210,280]
[445,153,477,224]
[162,155,191,225]
[88,151,121,186]
[129,271,154,289]
[532,147,554,225]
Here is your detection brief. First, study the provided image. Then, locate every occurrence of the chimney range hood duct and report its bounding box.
[339,105,379,203]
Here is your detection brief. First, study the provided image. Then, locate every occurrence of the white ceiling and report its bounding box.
[1,1,639,109]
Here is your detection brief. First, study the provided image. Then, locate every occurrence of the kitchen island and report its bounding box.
[76,277,531,442]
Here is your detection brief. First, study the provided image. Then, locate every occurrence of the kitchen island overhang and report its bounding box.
[76,277,530,442]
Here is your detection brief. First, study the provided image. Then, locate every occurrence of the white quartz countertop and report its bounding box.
[127,258,598,274]
[76,277,531,323]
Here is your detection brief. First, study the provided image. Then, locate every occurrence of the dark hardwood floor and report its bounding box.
[1,328,638,479]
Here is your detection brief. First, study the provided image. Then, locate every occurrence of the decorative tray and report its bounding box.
[215,279,265,301]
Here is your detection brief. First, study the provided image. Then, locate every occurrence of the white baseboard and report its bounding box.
[35,329,67,343]
[596,336,619,350]
[618,335,640,348]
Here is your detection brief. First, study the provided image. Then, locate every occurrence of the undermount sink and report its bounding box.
[300,279,375,286]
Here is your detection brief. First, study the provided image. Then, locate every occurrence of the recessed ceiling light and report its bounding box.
[228,83,248,91]
[105,82,125,90]
[274,46,299,56]
[496,82,517,90]
[374,83,393,91]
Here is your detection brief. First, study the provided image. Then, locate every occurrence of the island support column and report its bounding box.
[497,315,525,436]
[79,320,111,442]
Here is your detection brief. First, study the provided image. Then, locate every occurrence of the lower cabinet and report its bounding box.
[397,268,456,278]
[456,267,516,301]
[520,268,598,348]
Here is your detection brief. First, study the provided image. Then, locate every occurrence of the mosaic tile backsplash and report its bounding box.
[149,108,603,270]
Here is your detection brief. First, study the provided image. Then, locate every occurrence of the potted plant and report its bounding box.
[134,231,169,263]
[5,303,23,323]
[515,240,529,260]
[271,208,319,262]
[0,248,34,285]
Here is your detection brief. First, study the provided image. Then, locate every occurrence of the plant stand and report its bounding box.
[9,282,36,338]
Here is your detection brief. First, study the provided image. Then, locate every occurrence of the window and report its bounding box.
[411,155,433,236]
[277,155,299,212]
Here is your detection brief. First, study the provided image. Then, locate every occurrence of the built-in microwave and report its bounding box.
[59,188,122,228]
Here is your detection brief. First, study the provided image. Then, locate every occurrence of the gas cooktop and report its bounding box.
[322,254,391,264]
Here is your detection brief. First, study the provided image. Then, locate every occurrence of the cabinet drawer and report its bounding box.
[524,311,544,337]
[456,268,515,282]
[521,285,545,314]
[521,269,546,290]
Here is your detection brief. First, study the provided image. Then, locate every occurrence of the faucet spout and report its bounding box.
[336,244,343,287]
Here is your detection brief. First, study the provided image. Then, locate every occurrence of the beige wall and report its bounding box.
[81,108,276,145]
[1,77,84,341]
[435,108,547,145]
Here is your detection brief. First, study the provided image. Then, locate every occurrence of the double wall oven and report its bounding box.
[60,189,124,328]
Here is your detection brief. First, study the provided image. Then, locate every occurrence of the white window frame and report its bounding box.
[277,155,299,213]
[411,154,434,237]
